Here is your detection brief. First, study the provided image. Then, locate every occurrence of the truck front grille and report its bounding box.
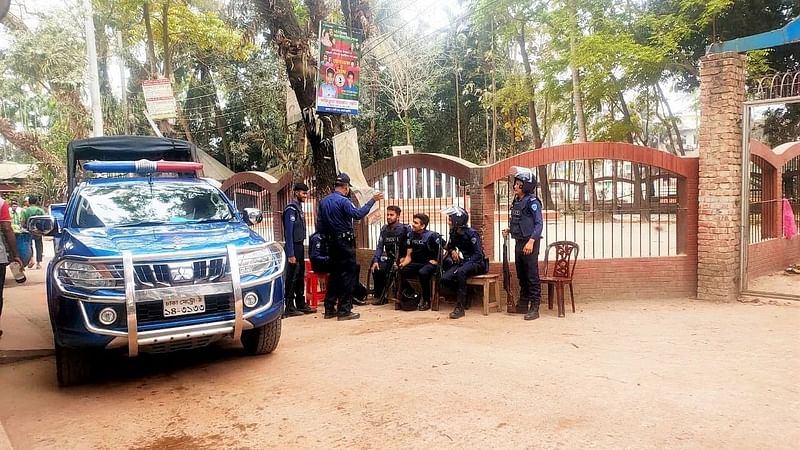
[112,257,226,288]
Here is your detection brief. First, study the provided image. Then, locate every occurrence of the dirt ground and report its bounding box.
[749,269,800,297]
[1,296,798,449]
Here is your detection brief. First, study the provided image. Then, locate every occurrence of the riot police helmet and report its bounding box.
[441,205,469,229]
[510,166,538,194]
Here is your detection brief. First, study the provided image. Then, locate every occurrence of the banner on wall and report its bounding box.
[316,22,362,115]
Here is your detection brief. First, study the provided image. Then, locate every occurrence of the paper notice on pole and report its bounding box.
[286,81,302,125]
[142,78,177,120]
[333,128,381,224]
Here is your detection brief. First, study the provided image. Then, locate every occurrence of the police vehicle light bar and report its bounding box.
[83,160,203,174]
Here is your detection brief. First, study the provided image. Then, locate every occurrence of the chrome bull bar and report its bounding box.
[121,244,245,357]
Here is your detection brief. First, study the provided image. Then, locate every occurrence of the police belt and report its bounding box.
[513,235,533,241]
[324,231,354,240]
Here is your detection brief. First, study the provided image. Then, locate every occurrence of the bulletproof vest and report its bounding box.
[510,194,535,240]
[380,223,407,259]
[283,202,306,243]
[409,229,439,262]
[450,229,483,260]
[309,232,329,273]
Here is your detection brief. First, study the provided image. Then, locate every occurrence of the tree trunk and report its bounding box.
[143,2,157,78]
[454,61,462,159]
[656,83,685,156]
[515,23,553,208]
[612,81,644,215]
[567,7,594,211]
[403,110,412,145]
[258,0,354,194]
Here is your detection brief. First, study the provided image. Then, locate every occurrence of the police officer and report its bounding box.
[282,183,316,317]
[502,167,544,321]
[440,206,488,319]
[398,213,442,311]
[316,173,383,320]
[370,205,410,305]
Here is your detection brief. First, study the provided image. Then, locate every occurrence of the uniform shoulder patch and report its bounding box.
[531,202,539,212]
[289,214,296,222]
[471,237,477,244]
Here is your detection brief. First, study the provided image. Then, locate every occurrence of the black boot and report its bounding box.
[418,300,431,311]
[323,309,337,319]
[372,298,388,305]
[283,308,304,318]
[524,306,540,321]
[337,311,361,321]
[514,302,530,314]
[352,297,367,306]
[449,304,465,319]
[297,305,317,314]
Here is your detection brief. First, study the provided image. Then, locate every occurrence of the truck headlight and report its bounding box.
[237,243,284,278]
[58,261,117,289]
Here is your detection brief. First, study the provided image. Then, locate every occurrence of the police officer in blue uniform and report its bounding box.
[440,206,488,319]
[316,173,383,320]
[398,213,442,311]
[502,167,544,321]
[282,183,317,317]
[370,205,410,305]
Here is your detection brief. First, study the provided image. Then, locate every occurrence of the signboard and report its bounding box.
[142,78,177,120]
[316,22,362,115]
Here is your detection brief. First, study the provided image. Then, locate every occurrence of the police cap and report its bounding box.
[293,182,309,192]
[335,173,351,185]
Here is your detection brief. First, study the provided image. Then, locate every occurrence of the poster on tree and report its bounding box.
[316,22,362,115]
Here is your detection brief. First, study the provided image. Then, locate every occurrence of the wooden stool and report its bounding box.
[465,274,500,315]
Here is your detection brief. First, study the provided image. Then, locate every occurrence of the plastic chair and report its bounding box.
[540,241,580,318]
[304,259,328,308]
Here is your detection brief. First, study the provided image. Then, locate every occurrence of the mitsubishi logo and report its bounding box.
[169,263,194,282]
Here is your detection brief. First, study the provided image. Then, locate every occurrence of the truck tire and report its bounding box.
[241,318,281,355]
[55,344,93,387]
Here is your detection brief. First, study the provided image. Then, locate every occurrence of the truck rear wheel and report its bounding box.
[241,318,281,355]
[55,344,93,387]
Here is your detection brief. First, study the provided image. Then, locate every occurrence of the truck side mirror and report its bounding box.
[242,208,263,226]
[27,215,58,236]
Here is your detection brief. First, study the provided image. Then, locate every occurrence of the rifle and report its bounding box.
[503,234,516,313]
[378,242,400,305]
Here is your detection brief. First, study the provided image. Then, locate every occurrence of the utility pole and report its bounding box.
[83,0,103,137]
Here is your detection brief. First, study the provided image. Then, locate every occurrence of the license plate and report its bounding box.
[163,296,206,317]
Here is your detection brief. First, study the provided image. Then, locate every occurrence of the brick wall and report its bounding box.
[747,239,800,279]
[697,52,747,301]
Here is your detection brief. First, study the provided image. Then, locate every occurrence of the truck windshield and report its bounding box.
[74,182,234,228]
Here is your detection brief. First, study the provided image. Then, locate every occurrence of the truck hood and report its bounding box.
[61,222,267,258]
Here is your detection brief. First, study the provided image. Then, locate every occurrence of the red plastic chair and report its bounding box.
[304,259,328,308]
[540,241,580,318]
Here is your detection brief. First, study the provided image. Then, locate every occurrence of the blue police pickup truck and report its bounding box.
[30,136,285,386]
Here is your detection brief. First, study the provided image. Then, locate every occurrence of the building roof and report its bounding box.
[0,162,37,180]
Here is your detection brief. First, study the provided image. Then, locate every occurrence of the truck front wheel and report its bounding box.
[241,318,281,355]
[55,344,94,387]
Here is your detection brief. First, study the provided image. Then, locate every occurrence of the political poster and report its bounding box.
[316,22,362,115]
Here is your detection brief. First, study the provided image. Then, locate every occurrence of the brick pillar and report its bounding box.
[697,52,747,301]
[468,167,494,261]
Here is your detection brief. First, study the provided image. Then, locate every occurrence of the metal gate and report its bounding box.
[740,71,800,300]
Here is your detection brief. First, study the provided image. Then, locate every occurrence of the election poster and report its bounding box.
[316,22,362,115]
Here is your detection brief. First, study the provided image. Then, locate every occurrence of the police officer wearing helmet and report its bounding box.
[370,205,410,305]
[440,206,488,319]
[282,182,317,317]
[502,167,544,320]
[316,173,383,320]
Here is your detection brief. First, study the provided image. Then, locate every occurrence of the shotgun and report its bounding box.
[503,234,515,313]
[378,242,400,305]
